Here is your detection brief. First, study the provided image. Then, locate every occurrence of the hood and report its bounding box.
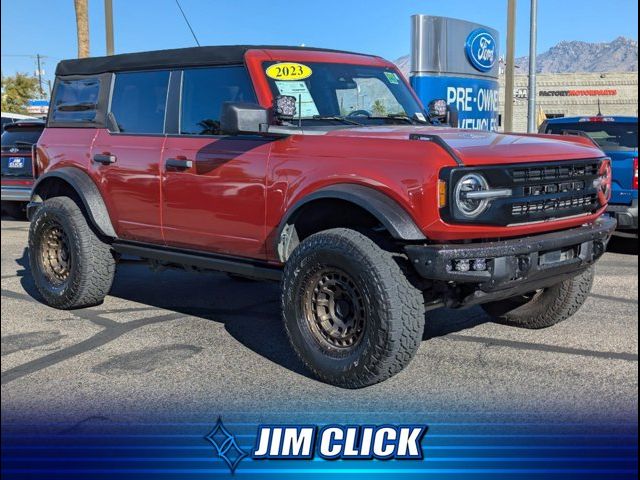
[325,125,604,166]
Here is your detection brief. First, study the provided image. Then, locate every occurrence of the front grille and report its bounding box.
[512,194,597,217]
[441,158,605,226]
[511,162,599,183]
[504,160,602,224]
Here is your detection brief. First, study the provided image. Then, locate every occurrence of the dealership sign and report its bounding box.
[465,28,497,72]
[410,16,500,131]
[539,89,618,97]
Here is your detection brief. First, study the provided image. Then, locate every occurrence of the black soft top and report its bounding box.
[55,45,375,76]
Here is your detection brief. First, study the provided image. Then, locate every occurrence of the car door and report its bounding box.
[161,65,272,259]
[91,70,170,244]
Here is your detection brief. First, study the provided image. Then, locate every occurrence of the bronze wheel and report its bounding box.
[39,223,72,287]
[303,268,366,350]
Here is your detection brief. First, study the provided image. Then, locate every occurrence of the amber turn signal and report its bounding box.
[438,180,447,208]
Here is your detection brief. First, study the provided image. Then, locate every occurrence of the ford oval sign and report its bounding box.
[465,28,497,72]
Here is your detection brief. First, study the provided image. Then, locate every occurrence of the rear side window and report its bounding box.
[110,71,170,134]
[51,78,100,123]
[180,66,256,135]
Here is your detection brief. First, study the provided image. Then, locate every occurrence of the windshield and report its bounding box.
[263,62,427,126]
[544,121,638,151]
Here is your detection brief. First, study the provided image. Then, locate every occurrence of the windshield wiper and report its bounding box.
[12,141,35,147]
[371,114,429,125]
[309,116,363,126]
[349,114,425,125]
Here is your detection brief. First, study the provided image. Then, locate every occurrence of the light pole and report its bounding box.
[36,53,45,97]
[105,0,115,56]
[527,0,538,133]
[504,0,517,132]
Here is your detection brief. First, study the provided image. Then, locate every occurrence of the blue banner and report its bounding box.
[411,76,500,131]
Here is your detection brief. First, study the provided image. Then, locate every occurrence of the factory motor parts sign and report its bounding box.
[539,89,618,97]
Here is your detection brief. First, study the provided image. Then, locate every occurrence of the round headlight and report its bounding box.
[454,173,490,218]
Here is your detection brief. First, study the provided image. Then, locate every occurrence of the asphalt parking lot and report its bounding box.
[1,216,638,425]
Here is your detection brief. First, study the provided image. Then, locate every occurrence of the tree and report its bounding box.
[371,100,387,117]
[74,0,90,58]
[1,74,40,114]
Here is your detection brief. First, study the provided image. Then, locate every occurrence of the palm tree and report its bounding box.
[74,0,90,58]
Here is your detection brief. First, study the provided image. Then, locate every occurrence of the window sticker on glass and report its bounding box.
[266,63,312,81]
[384,72,400,85]
[275,81,319,117]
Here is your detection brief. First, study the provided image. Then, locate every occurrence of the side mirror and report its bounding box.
[220,102,269,135]
[428,99,459,128]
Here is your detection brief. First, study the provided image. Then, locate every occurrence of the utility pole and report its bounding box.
[36,53,45,97]
[527,0,538,133]
[74,0,90,58]
[104,0,115,55]
[504,0,517,132]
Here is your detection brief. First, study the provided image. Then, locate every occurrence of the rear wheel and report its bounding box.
[481,267,595,329]
[281,228,425,388]
[28,196,116,309]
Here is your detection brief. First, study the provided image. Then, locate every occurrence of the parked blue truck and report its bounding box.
[540,116,638,237]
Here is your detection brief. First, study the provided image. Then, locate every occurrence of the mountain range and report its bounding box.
[394,37,638,76]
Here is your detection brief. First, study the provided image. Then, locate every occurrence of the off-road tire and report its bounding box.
[281,228,425,388]
[481,266,595,329]
[1,201,27,220]
[28,196,116,309]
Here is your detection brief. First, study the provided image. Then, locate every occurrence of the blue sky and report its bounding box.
[1,0,638,89]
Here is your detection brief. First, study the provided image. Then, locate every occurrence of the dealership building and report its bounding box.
[498,71,638,132]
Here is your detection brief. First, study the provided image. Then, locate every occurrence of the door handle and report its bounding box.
[93,153,117,165]
[165,158,193,169]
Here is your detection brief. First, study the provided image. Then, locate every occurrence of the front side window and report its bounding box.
[263,62,426,126]
[110,71,170,134]
[51,77,100,123]
[180,66,257,135]
[545,121,638,151]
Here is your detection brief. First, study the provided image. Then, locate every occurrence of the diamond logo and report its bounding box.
[204,417,248,474]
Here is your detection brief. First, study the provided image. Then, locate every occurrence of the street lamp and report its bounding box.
[527,0,538,133]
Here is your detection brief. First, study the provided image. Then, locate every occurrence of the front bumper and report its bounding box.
[405,216,616,308]
[1,185,32,202]
[607,199,638,233]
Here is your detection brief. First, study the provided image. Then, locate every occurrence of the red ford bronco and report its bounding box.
[28,46,615,388]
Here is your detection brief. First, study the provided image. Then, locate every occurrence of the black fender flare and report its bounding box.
[30,167,117,238]
[276,184,426,259]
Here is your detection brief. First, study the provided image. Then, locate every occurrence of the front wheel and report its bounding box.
[281,228,425,389]
[481,266,595,329]
[28,196,116,309]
